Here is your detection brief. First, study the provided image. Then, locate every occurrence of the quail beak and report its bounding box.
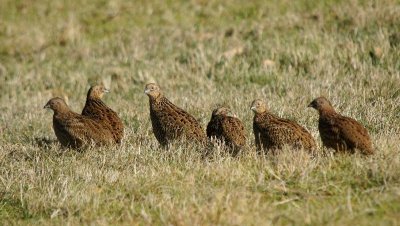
[307,101,315,108]
[250,106,256,111]
[104,88,110,93]
[43,104,50,109]
[144,89,150,94]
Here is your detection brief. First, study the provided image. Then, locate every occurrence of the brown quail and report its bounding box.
[251,99,316,154]
[144,83,206,147]
[81,85,124,144]
[308,96,373,155]
[206,106,246,156]
[44,97,114,149]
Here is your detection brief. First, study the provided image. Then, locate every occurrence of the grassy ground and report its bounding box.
[1,0,400,225]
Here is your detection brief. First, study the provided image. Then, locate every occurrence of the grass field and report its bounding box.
[1,0,400,225]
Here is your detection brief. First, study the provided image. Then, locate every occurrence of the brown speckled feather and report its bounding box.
[251,99,315,154]
[207,111,246,155]
[309,97,373,155]
[45,97,114,149]
[253,112,316,153]
[145,83,206,146]
[82,86,124,144]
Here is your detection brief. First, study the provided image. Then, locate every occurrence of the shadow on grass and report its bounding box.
[0,197,33,220]
[33,137,58,150]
